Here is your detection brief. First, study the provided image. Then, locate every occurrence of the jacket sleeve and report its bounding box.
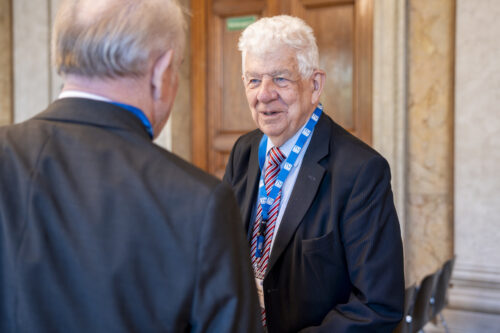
[190,181,262,333]
[300,156,405,333]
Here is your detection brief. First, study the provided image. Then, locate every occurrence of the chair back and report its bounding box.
[393,284,417,333]
[411,271,439,332]
[432,256,456,319]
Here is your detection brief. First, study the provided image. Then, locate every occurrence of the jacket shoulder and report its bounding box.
[232,128,262,152]
[226,128,262,169]
[324,115,385,163]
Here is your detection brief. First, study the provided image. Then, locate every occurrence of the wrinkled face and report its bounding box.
[243,47,315,147]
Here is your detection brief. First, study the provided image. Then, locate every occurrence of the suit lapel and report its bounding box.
[243,134,263,240]
[266,115,331,275]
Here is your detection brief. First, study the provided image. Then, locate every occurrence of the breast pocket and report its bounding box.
[302,230,335,254]
[299,231,340,306]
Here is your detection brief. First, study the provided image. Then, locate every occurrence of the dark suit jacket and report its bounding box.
[224,113,404,333]
[0,98,261,333]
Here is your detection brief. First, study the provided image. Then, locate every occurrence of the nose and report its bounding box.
[256,77,278,103]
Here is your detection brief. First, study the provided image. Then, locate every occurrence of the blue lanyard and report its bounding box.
[255,104,323,257]
[111,102,154,139]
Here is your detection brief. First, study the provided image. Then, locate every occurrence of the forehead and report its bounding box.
[244,47,299,76]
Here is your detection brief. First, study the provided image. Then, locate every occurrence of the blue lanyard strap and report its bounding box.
[111,102,154,139]
[257,104,323,222]
[254,104,322,258]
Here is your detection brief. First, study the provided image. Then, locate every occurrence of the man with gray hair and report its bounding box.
[224,15,404,332]
[0,0,261,332]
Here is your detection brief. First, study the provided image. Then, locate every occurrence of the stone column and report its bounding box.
[405,0,455,285]
[372,0,408,242]
[0,0,12,126]
[12,0,52,123]
[451,0,500,324]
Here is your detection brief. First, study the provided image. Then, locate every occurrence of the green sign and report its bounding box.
[226,16,257,31]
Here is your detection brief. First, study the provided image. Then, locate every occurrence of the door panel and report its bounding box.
[207,0,267,177]
[292,0,373,142]
[300,3,355,130]
[220,21,254,131]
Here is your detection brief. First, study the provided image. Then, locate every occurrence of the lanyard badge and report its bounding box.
[255,104,323,258]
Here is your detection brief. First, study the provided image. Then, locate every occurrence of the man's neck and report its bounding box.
[62,74,153,120]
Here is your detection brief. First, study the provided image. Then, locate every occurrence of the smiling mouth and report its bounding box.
[260,110,282,116]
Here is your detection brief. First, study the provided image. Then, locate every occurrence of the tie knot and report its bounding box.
[269,147,286,167]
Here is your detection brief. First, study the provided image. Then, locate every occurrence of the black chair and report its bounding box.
[394,284,417,333]
[411,271,439,333]
[430,256,456,333]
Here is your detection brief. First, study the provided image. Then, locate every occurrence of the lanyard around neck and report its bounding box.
[254,104,322,258]
[257,104,323,222]
[111,102,154,139]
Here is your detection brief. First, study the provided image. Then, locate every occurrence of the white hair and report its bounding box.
[238,15,319,78]
[52,0,187,78]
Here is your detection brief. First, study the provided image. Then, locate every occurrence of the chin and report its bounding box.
[261,127,285,140]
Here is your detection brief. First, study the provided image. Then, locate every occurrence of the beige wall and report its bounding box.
[449,0,500,329]
[375,0,456,289]
[405,0,455,285]
[372,0,407,241]
[0,0,12,126]
[13,0,59,123]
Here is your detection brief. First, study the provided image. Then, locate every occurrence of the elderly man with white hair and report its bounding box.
[0,0,262,332]
[224,15,404,332]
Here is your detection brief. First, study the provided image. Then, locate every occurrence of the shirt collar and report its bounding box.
[58,90,112,102]
[266,121,309,159]
[58,90,154,139]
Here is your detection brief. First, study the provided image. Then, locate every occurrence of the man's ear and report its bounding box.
[311,70,326,104]
[152,49,174,100]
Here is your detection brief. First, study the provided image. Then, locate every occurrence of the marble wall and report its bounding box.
[0,0,12,126]
[451,0,500,320]
[405,0,455,285]
[12,0,60,123]
[372,0,407,239]
[403,1,500,330]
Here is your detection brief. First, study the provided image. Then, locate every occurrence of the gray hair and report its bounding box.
[52,0,187,78]
[238,15,319,78]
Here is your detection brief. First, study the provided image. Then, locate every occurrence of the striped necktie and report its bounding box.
[250,146,286,326]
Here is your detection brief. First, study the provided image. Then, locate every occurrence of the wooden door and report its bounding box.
[192,0,373,177]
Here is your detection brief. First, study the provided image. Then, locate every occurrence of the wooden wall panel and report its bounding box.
[293,0,372,144]
[302,4,355,130]
[354,0,373,145]
[221,22,254,132]
[207,0,266,177]
[191,0,208,169]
